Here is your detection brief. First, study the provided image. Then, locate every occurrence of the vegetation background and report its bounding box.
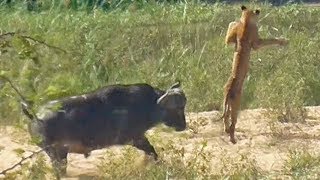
[1,0,320,179]
[1,0,319,125]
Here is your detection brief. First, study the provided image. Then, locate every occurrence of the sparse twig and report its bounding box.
[0,31,67,54]
[0,148,46,175]
[0,75,28,104]
[0,75,39,121]
[20,35,67,54]
[0,32,16,38]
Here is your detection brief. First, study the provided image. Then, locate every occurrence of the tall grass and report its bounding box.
[1,2,320,125]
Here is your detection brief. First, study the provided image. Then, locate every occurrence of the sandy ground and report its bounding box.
[1,106,320,179]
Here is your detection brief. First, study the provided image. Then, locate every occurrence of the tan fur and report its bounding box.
[222,6,288,144]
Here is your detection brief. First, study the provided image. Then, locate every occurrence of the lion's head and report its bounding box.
[240,5,260,24]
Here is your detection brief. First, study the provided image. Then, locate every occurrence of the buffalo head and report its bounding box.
[157,81,187,131]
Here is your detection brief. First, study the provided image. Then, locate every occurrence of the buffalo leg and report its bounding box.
[133,136,158,160]
[46,145,68,179]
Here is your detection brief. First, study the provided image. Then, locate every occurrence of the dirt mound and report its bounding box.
[1,107,320,179]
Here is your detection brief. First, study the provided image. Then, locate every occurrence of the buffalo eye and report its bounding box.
[241,5,247,11]
[255,9,260,15]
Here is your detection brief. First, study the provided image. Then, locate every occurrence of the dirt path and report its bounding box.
[1,107,320,179]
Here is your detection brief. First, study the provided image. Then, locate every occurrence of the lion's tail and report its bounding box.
[218,93,230,121]
[217,78,235,122]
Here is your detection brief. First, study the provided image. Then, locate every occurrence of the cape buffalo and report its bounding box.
[21,82,187,178]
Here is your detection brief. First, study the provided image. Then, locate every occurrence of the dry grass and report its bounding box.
[1,107,320,179]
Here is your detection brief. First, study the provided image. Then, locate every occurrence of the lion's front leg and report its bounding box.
[252,38,288,50]
[225,21,239,45]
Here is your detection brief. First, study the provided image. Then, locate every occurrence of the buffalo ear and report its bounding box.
[241,5,247,11]
[255,9,260,15]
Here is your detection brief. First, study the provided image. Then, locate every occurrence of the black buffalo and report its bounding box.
[22,82,187,177]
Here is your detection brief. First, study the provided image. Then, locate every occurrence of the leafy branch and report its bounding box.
[0,31,67,54]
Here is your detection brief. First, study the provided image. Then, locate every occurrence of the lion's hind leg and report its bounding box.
[223,77,236,135]
[223,99,231,134]
[229,92,241,144]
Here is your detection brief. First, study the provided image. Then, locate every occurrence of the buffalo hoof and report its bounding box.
[154,158,162,165]
[230,137,237,144]
[149,152,158,161]
[152,152,158,161]
[84,152,91,158]
[144,153,158,162]
[53,167,67,180]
